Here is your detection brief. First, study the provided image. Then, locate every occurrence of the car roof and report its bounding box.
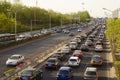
[59,66,71,70]
[11,54,22,57]
[69,56,79,59]
[73,50,82,54]
[24,68,36,71]
[86,67,97,72]
[48,58,57,60]
[93,55,101,57]
[70,42,77,43]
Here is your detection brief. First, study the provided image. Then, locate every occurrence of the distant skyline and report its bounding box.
[8,0,120,18]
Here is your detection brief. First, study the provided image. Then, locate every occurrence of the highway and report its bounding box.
[0,23,116,80]
[41,39,112,80]
[30,24,115,80]
[0,26,89,76]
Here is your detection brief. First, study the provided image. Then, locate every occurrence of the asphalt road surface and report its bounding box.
[0,26,91,76]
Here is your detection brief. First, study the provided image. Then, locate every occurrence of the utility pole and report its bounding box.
[15,12,17,40]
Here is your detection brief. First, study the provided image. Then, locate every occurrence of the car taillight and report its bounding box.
[17,76,21,78]
[53,64,57,66]
[44,64,47,67]
[29,76,33,80]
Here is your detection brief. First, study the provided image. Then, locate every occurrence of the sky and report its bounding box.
[9,0,120,18]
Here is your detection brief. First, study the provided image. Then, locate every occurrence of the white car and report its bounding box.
[68,56,81,66]
[6,54,24,66]
[78,28,82,32]
[84,67,98,80]
[95,45,103,52]
[69,42,78,50]
[61,46,71,54]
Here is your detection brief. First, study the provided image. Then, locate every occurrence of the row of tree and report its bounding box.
[105,18,120,52]
[0,1,91,33]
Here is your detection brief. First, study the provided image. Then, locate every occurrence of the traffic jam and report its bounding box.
[12,20,110,80]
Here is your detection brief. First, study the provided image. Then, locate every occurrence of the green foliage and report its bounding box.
[0,1,91,34]
[106,18,120,53]
[0,13,15,33]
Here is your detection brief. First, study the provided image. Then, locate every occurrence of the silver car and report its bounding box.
[6,54,24,66]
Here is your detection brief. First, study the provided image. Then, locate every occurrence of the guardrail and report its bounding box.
[0,26,94,80]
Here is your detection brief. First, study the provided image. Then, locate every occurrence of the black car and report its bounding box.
[16,68,43,80]
[44,58,61,69]
[80,44,89,51]
[56,50,66,60]
[52,54,64,61]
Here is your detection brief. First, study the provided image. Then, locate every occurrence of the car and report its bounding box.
[52,54,64,61]
[56,50,66,60]
[88,34,95,41]
[69,32,74,36]
[17,68,43,80]
[80,44,89,51]
[61,46,71,54]
[85,39,93,46]
[56,66,73,80]
[44,58,60,69]
[95,40,103,46]
[78,28,82,32]
[95,45,103,52]
[68,56,81,66]
[69,42,78,50]
[72,50,83,59]
[74,38,81,43]
[6,54,24,66]
[90,55,103,66]
[63,29,70,34]
[84,67,98,80]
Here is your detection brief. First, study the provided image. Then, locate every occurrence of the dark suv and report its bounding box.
[16,68,42,80]
[44,58,61,69]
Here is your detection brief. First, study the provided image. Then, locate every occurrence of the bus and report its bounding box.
[0,33,15,44]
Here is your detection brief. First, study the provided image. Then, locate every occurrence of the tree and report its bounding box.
[0,13,14,33]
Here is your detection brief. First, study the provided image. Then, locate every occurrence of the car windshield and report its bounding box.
[70,59,77,61]
[47,59,55,63]
[59,70,68,74]
[86,71,96,75]
[93,56,101,61]
[21,70,33,76]
[70,43,76,45]
[9,56,20,59]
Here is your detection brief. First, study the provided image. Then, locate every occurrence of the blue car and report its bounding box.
[56,66,73,80]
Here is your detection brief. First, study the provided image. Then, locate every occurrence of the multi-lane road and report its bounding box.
[0,26,87,76]
[0,24,117,80]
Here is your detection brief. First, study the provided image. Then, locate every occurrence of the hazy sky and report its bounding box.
[10,0,120,18]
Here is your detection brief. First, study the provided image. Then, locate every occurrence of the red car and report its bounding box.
[72,50,83,59]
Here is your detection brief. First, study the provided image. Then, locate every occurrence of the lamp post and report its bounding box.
[103,8,113,18]
[61,15,62,27]
[14,11,17,40]
[48,13,51,30]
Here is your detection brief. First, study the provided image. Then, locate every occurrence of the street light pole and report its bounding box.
[61,15,62,27]
[15,12,17,40]
[49,14,51,30]
[30,20,33,35]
